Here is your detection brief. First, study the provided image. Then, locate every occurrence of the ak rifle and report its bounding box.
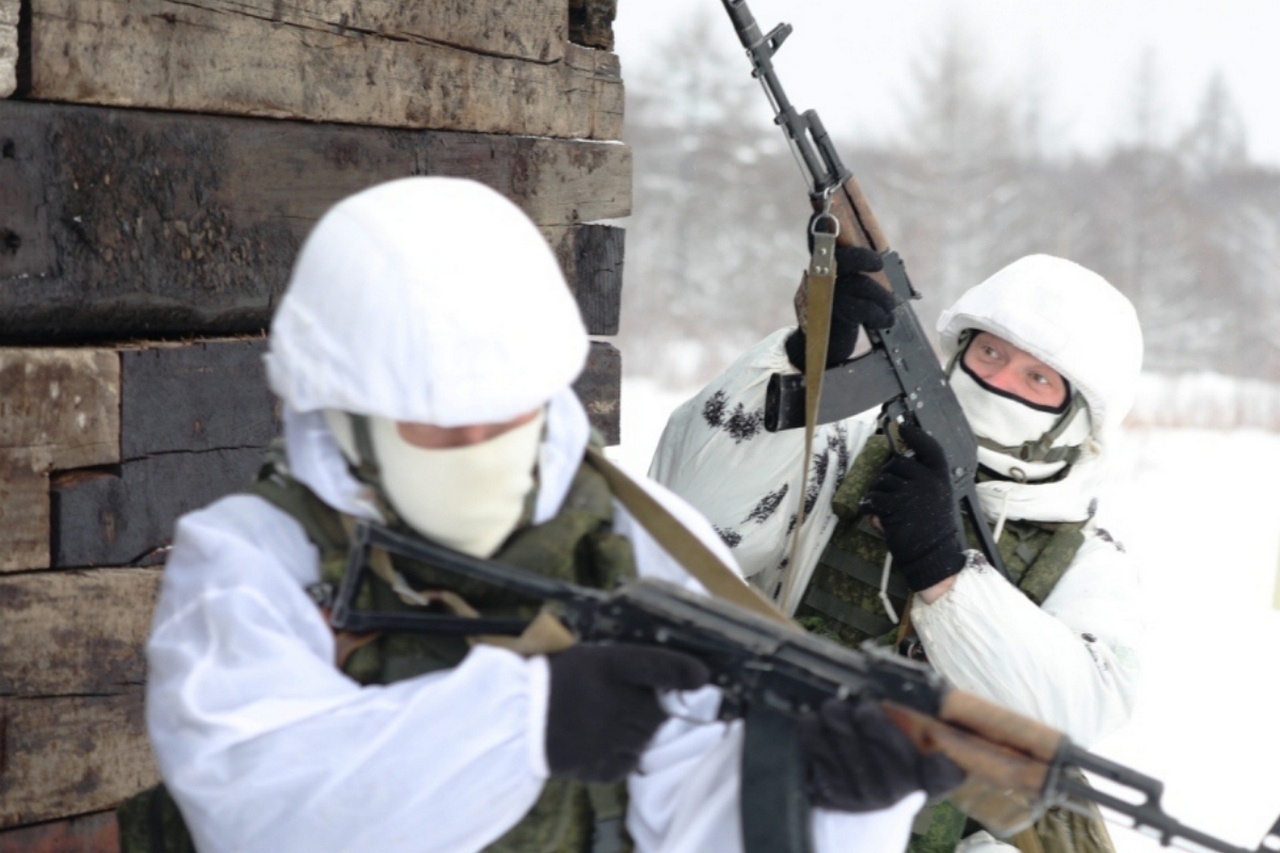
[718,0,1012,581]
[330,520,1280,853]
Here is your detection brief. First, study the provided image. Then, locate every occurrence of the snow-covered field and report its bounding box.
[608,376,1280,853]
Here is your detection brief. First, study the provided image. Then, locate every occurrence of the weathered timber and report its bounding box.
[0,349,120,571]
[0,101,629,342]
[21,0,622,140]
[0,341,275,571]
[575,341,621,446]
[189,0,570,62]
[550,224,625,336]
[51,447,266,568]
[44,339,276,568]
[0,448,51,572]
[0,571,154,831]
[424,131,632,229]
[0,0,15,98]
[0,568,158,697]
[48,337,618,567]
[0,693,155,829]
[0,349,120,469]
[119,339,277,458]
[569,0,617,50]
[0,810,119,853]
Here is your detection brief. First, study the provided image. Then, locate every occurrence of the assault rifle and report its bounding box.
[329,519,1280,853]
[717,0,1012,581]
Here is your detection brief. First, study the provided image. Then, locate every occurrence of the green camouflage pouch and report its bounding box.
[116,783,196,853]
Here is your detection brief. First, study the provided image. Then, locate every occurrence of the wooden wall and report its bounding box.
[0,0,627,846]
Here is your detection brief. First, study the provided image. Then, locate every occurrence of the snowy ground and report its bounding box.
[608,376,1280,853]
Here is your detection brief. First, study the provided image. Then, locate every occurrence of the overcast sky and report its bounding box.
[614,0,1280,168]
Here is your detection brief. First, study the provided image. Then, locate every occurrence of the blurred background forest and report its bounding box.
[613,9,1280,428]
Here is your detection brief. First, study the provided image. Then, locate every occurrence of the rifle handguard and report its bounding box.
[881,690,1070,835]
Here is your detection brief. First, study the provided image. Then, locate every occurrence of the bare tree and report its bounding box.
[1122,47,1168,151]
[860,24,1026,331]
[619,8,808,385]
[1179,72,1249,177]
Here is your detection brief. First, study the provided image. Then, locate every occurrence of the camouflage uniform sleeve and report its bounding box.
[910,536,1141,747]
[649,328,875,609]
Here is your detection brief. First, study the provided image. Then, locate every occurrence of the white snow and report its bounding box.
[608,375,1280,853]
[1095,427,1280,852]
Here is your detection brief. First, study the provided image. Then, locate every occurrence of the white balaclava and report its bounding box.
[937,255,1144,483]
[263,176,589,556]
[946,334,1092,481]
[322,408,547,557]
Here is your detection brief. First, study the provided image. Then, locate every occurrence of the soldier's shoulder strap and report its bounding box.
[244,439,351,574]
[583,446,794,627]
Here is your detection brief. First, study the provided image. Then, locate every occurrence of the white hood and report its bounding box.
[937,254,1143,448]
[938,255,1143,522]
[264,177,589,428]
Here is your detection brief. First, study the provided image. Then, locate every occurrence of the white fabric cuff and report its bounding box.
[526,653,552,779]
[812,790,924,851]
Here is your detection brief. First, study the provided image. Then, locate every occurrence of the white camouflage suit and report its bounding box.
[651,256,1147,850]
[144,177,925,853]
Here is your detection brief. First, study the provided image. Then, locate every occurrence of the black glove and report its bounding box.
[864,423,967,592]
[801,697,965,812]
[786,244,896,370]
[544,643,711,783]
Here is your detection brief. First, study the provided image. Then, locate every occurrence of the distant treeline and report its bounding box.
[619,14,1280,389]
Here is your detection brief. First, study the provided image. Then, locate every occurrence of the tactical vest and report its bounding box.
[792,435,1114,853]
[119,445,637,853]
[794,435,1086,650]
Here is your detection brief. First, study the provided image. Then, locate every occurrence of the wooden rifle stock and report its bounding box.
[884,686,1279,853]
[801,177,899,323]
[882,690,1067,835]
[824,175,890,254]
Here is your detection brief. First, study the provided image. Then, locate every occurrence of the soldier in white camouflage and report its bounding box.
[132,176,961,853]
[651,251,1145,853]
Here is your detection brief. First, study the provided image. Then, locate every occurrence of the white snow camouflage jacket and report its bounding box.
[650,327,1144,750]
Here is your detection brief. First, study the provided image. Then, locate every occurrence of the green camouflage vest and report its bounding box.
[119,445,637,853]
[793,435,1114,853]
[795,435,1088,648]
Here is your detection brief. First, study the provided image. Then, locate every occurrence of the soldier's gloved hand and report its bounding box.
[801,697,965,811]
[786,244,896,370]
[865,422,967,592]
[544,643,711,783]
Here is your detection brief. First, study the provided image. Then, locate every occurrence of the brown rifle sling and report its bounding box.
[778,223,839,612]
[583,447,796,628]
